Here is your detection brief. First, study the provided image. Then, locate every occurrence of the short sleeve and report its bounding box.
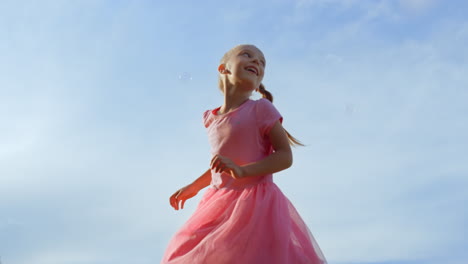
[203,110,211,128]
[255,98,283,137]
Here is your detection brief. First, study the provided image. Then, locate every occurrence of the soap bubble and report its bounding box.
[178,72,192,81]
[345,103,355,115]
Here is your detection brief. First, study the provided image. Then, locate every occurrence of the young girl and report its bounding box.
[161,44,327,264]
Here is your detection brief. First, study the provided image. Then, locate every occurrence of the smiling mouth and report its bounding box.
[244,66,258,75]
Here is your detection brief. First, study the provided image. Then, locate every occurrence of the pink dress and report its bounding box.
[161,98,327,264]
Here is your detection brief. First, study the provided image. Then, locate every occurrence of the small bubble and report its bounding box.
[345,103,355,115]
[178,72,192,81]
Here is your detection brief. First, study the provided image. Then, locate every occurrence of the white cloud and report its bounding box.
[295,0,359,8]
[399,0,437,13]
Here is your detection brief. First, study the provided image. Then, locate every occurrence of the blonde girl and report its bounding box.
[161,44,327,264]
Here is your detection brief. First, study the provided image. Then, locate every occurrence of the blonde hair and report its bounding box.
[218,45,305,147]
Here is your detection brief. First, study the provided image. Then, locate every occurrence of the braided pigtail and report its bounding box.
[257,83,273,102]
[258,84,305,147]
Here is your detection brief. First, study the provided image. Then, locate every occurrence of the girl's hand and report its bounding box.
[210,154,245,179]
[169,184,199,210]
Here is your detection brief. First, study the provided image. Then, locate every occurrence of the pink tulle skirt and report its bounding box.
[161,181,327,264]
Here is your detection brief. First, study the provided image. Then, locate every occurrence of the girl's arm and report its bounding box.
[169,169,211,210]
[191,168,212,190]
[210,120,293,179]
[240,120,293,178]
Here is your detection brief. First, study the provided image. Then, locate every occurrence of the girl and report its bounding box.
[161,44,327,264]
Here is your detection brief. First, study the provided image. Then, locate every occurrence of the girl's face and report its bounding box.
[221,45,266,91]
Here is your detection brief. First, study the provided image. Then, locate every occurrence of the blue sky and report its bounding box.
[1,0,467,263]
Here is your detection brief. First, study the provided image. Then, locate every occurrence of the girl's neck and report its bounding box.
[218,78,254,114]
[219,93,251,115]
[218,96,250,114]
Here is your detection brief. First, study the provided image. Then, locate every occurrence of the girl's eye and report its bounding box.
[242,52,251,57]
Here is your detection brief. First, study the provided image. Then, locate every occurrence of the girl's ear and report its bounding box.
[218,64,230,74]
[218,64,226,74]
